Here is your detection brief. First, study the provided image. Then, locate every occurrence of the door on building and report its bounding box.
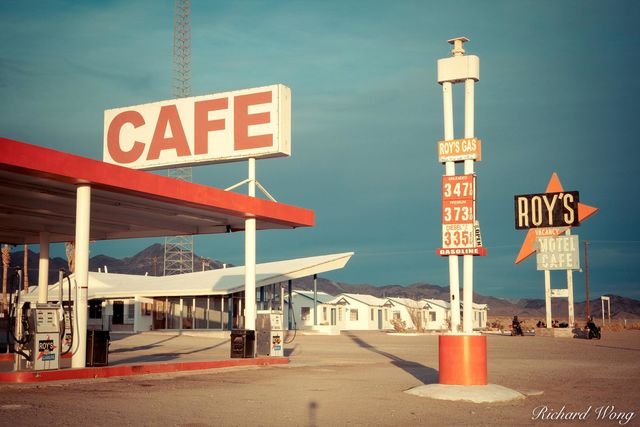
[153,298,166,330]
[377,309,383,329]
[112,301,124,325]
[330,308,336,326]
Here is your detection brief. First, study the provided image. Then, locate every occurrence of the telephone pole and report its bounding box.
[584,240,590,318]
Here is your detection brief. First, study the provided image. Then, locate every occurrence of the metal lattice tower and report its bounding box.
[164,0,194,276]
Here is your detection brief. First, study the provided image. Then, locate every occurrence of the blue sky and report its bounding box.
[1,1,639,300]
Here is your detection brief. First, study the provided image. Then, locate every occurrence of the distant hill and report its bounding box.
[5,244,640,319]
[7,243,228,285]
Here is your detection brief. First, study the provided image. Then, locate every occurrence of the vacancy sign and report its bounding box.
[438,174,487,256]
[437,138,481,163]
[536,235,580,271]
[104,84,291,170]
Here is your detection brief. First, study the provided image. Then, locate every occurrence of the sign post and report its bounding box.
[436,37,487,386]
[515,173,598,331]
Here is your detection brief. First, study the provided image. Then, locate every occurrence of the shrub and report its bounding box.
[626,321,640,330]
[602,323,624,332]
[390,318,407,333]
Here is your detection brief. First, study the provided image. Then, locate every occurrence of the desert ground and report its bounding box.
[0,328,638,426]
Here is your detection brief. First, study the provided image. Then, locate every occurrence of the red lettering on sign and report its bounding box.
[194,98,228,155]
[107,111,146,164]
[234,91,272,150]
[147,105,191,160]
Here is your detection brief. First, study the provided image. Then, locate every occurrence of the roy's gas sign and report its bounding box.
[103,84,291,170]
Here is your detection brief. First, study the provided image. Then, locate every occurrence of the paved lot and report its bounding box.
[0,329,639,426]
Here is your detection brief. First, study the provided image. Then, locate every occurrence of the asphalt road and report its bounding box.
[0,329,638,426]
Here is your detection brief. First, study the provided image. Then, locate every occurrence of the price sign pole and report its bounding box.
[436,37,487,386]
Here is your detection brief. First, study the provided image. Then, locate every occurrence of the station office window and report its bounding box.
[301,307,310,321]
[349,309,358,321]
[88,300,102,319]
[140,303,152,316]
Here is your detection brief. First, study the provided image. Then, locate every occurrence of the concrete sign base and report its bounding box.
[406,383,526,403]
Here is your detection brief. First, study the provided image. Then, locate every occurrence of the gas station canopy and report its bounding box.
[0,138,315,244]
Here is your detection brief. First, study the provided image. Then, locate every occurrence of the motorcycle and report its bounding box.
[511,322,524,336]
[587,322,601,340]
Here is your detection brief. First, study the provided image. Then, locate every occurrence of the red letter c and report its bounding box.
[107,111,145,164]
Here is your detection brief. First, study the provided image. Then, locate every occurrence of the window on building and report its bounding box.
[127,302,135,320]
[301,307,310,321]
[371,309,374,321]
[323,306,327,321]
[393,311,401,320]
[140,302,152,316]
[349,309,358,321]
[88,300,102,319]
[429,311,436,322]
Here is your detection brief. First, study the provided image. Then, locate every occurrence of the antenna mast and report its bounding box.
[164,0,194,275]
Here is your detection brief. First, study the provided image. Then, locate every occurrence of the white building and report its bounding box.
[462,302,489,330]
[387,297,431,331]
[25,253,354,334]
[422,299,451,331]
[325,293,394,331]
[285,290,340,332]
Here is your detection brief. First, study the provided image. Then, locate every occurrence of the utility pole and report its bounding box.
[148,256,160,276]
[2,244,9,313]
[23,244,28,292]
[584,240,590,318]
[164,0,194,276]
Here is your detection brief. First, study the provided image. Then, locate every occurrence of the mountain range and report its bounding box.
[6,243,640,320]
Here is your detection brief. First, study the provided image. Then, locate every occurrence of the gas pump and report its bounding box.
[7,268,74,371]
[256,310,284,357]
[7,267,33,370]
[29,303,60,371]
[58,270,74,356]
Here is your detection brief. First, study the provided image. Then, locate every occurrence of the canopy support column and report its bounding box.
[71,184,91,368]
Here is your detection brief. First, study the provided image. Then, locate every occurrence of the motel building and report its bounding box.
[285,292,487,334]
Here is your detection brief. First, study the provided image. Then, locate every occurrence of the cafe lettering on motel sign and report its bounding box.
[103,84,291,170]
[535,235,580,271]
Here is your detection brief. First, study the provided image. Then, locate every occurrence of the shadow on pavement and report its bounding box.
[345,332,438,384]
[110,334,180,354]
[111,338,230,366]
